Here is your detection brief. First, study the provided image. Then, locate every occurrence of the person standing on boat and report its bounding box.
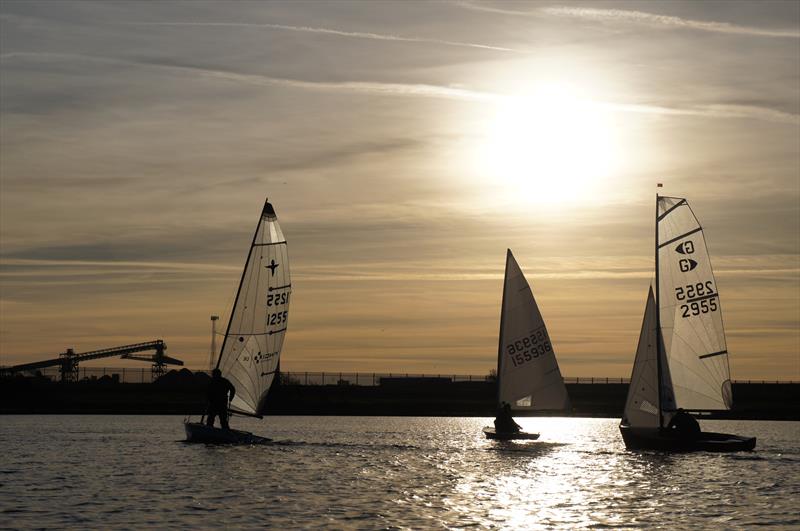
[206,368,236,430]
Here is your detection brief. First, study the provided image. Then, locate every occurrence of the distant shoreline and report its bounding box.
[2,376,797,420]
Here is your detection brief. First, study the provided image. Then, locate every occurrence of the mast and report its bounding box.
[654,193,664,429]
[495,249,511,407]
[214,198,270,370]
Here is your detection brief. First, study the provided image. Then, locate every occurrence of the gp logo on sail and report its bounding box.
[676,240,698,272]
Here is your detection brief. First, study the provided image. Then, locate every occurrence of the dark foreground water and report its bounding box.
[1,416,798,529]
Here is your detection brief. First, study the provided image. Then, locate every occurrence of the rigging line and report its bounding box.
[216,208,264,370]
[253,241,287,247]
[657,199,687,221]
[659,227,703,249]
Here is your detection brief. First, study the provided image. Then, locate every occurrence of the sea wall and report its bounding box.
[2,373,797,419]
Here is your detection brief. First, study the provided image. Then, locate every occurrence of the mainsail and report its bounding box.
[657,196,731,411]
[216,200,291,416]
[496,249,570,411]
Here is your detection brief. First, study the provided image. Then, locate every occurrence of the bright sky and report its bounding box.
[1,0,798,379]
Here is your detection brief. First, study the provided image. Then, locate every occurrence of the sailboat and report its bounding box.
[483,249,570,440]
[185,198,291,444]
[619,195,755,451]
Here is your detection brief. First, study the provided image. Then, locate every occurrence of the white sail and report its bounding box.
[497,250,570,411]
[623,287,677,428]
[217,200,291,415]
[657,196,731,410]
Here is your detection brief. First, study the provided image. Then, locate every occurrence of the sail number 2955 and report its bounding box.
[675,281,718,318]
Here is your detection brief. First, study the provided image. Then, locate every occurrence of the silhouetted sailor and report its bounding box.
[667,408,701,439]
[494,402,522,434]
[206,368,236,430]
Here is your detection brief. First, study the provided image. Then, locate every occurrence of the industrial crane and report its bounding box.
[3,340,183,382]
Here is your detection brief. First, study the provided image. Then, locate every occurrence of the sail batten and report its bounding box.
[497,250,569,411]
[216,200,291,415]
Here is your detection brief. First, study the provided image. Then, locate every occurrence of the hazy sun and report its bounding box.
[479,83,619,206]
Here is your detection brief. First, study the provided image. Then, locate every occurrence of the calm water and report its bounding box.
[1,416,798,529]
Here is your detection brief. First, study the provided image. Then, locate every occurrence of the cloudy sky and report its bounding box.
[1,0,798,379]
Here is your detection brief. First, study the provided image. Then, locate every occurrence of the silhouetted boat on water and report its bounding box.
[619,195,755,452]
[185,199,291,444]
[483,250,570,441]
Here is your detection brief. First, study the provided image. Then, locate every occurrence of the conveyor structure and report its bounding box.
[3,340,182,382]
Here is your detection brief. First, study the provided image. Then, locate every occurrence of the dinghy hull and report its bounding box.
[483,427,540,441]
[184,422,271,444]
[619,425,755,452]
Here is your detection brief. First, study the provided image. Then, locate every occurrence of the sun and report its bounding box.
[478,83,619,206]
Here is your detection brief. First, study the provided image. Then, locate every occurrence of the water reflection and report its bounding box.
[1,416,797,529]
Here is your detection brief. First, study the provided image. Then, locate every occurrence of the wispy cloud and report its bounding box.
[134,21,524,53]
[0,51,496,102]
[542,6,800,39]
[2,52,798,125]
[454,1,540,17]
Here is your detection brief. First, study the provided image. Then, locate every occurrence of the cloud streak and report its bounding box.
[135,21,524,53]
[542,6,800,39]
[4,51,798,125]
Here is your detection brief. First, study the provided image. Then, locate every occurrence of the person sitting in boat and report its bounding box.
[666,408,701,439]
[494,402,522,434]
[206,368,236,430]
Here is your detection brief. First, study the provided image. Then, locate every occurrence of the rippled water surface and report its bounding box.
[1,416,798,529]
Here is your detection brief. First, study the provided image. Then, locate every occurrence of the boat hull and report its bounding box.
[184,422,271,444]
[619,424,755,452]
[483,427,540,440]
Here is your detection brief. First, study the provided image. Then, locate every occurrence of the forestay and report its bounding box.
[497,250,569,411]
[217,200,291,415]
[657,196,731,410]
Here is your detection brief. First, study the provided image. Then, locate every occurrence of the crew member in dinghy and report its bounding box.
[206,368,236,430]
[666,408,701,439]
[494,402,522,434]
